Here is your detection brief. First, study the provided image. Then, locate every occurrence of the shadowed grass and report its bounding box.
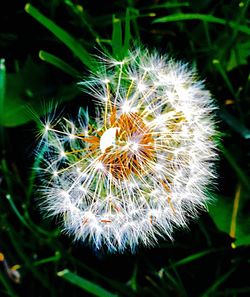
[153,13,250,35]
[57,269,118,297]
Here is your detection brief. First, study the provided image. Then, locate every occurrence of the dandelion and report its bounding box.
[36,48,218,253]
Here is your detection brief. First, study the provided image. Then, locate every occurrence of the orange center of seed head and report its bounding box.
[85,111,155,180]
[104,112,155,179]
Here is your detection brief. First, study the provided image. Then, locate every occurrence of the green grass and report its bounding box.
[153,13,250,35]
[57,269,118,297]
[39,50,81,77]
[25,3,98,71]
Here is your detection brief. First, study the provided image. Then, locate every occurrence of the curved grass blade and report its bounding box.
[25,3,97,71]
[57,269,118,297]
[33,251,61,267]
[0,271,18,297]
[170,249,216,268]
[6,194,30,230]
[220,108,250,139]
[7,227,50,288]
[221,145,250,192]
[201,267,236,297]
[153,13,250,35]
[229,184,241,244]
[212,59,236,97]
[39,50,80,77]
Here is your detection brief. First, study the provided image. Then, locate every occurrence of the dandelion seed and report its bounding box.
[60,150,66,158]
[52,171,58,177]
[60,190,70,199]
[99,127,119,153]
[37,48,218,253]
[44,124,50,132]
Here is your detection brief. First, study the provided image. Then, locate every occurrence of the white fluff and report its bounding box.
[36,48,218,253]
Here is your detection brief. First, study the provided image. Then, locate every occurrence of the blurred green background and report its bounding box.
[0,0,250,296]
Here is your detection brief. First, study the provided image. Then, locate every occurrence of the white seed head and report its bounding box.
[37,48,218,253]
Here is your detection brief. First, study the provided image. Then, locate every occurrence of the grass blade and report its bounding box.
[216,287,250,295]
[39,50,80,77]
[201,267,236,297]
[57,269,118,297]
[33,251,61,267]
[153,13,250,35]
[124,8,131,56]
[112,16,123,59]
[6,194,30,229]
[212,59,236,97]
[142,2,190,10]
[220,108,250,139]
[0,59,6,145]
[25,3,97,71]
[7,227,49,288]
[170,249,214,268]
[220,145,250,192]
[0,271,18,297]
[229,184,241,244]
[0,59,5,117]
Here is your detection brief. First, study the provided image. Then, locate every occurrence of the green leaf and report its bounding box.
[209,187,250,246]
[153,13,250,35]
[112,16,123,59]
[39,50,80,77]
[227,41,250,71]
[0,57,47,126]
[25,3,97,71]
[57,269,118,297]
[0,57,80,127]
[209,145,250,246]
[209,195,232,236]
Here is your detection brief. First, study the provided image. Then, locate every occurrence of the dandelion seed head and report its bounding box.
[60,150,66,158]
[37,48,218,253]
